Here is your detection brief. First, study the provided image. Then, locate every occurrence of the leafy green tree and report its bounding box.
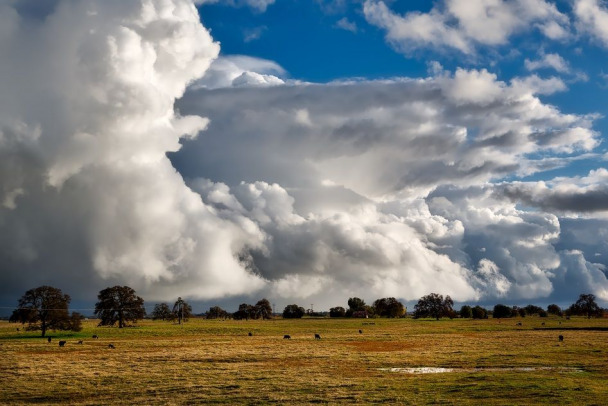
[94,286,146,328]
[373,297,405,318]
[11,286,81,337]
[460,305,473,319]
[282,304,305,319]
[547,304,563,316]
[347,297,366,312]
[492,304,513,318]
[524,305,543,316]
[471,306,488,319]
[567,294,603,318]
[413,293,454,320]
[233,303,255,320]
[255,299,273,319]
[329,306,346,317]
[151,303,173,321]
[206,306,229,319]
[173,297,192,324]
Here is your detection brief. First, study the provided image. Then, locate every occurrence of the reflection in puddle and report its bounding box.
[380,367,584,374]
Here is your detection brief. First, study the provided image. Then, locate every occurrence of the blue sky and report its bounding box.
[197,0,608,184]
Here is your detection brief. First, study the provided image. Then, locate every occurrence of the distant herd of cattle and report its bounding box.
[45,323,566,348]
[46,335,115,349]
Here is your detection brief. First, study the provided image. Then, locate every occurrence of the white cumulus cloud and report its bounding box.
[363,0,570,54]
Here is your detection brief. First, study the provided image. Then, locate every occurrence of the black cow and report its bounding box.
[314,334,321,340]
[58,341,66,347]
[108,343,115,349]
[559,335,564,342]
[283,335,291,339]
[92,335,98,339]
[77,340,83,344]
[359,329,363,334]
[248,332,253,336]
[47,337,51,343]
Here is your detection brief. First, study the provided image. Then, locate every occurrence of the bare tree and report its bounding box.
[172,297,192,324]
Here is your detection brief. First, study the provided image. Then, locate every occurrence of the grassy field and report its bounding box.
[1,316,608,405]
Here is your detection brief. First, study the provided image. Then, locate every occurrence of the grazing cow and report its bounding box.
[108,344,115,349]
[359,330,363,334]
[516,322,522,326]
[58,341,66,347]
[16,328,20,331]
[77,340,83,344]
[248,332,252,337]
[559,335,564,342]
[315,334,321,340]
[541,322,545,326]
[92,335,98,339]
[47,337,52,343]
[283,335,291,339]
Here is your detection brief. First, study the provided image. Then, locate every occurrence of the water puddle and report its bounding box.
[380,367,584,374]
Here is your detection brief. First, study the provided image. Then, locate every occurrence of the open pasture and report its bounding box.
[1,317,608,404]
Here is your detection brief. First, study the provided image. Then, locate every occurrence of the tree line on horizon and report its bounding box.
[412,293,605,320]
[7,285,606,337]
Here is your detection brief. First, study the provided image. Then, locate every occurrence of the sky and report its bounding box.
[1,0,608,314]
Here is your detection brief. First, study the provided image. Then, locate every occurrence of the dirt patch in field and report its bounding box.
[346,341,419,352]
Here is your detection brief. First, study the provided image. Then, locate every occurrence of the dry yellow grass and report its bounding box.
[1,316,607,404]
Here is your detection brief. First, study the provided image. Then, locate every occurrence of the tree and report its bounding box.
[460,305,473,319]
[567,294,603,318]
[329,306,346,317]
[206,306,229,319]
[547,304,563,316]
[151,303,173,321]
[254,299,273,319]
[233,303,255,320]
[11,286,81,337]
[524,305,543,316]
[347,297,366,313]
[471,306,488,319]
[172,297,192,324]
[413,293,454,320]
[492,304,513,318]
[282,304,305,319]
[373,297,405,318]
[94,286,146,328]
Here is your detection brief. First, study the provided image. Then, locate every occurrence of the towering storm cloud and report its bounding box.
[0,0,267,302]
[1,0,607,309]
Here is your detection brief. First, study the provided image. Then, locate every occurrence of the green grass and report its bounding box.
[1,316,607,404]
